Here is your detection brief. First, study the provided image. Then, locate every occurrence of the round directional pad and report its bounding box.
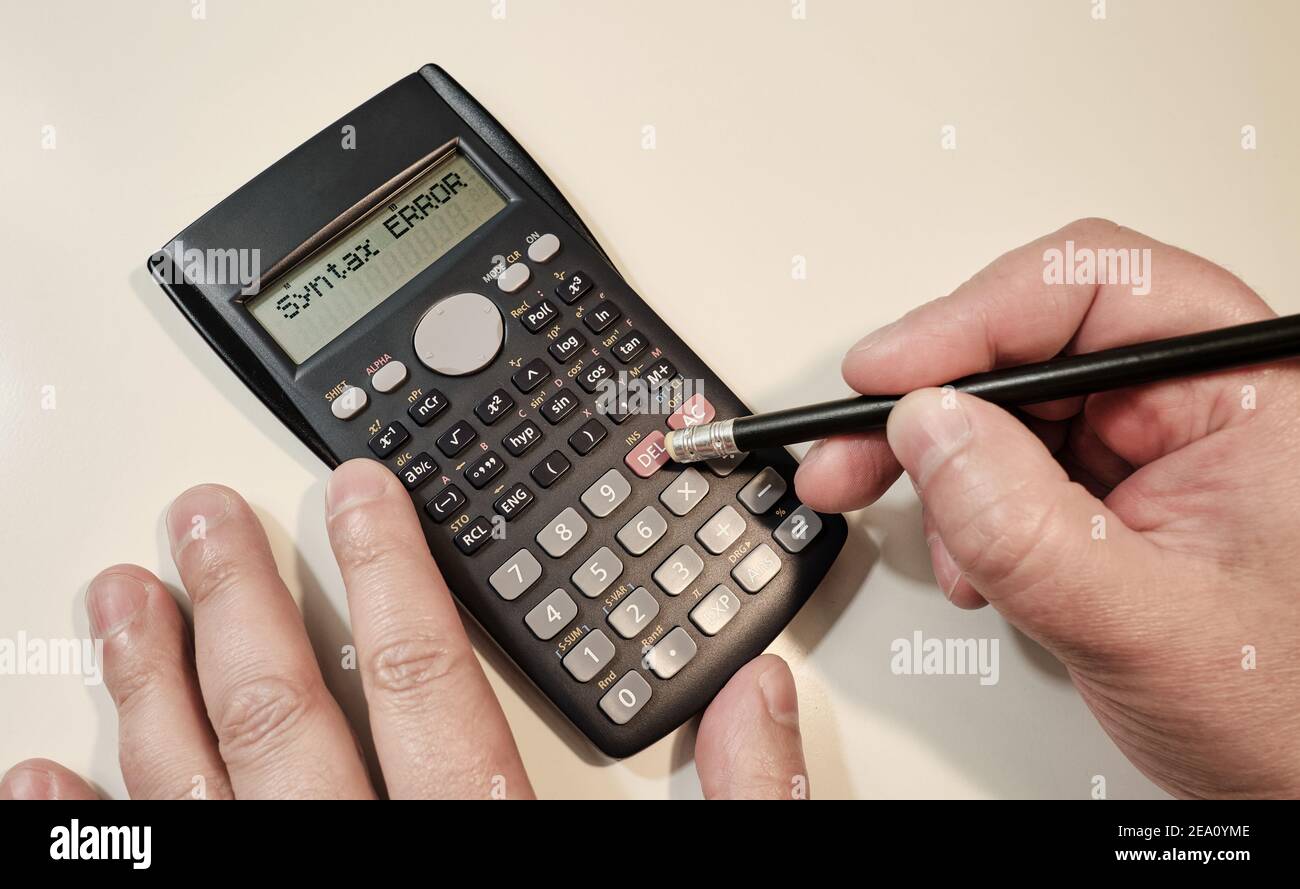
[413,292,504,376]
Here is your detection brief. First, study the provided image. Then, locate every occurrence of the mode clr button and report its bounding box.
[497,262,531,294]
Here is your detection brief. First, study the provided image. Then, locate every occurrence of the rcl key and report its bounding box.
[454,516,494,555]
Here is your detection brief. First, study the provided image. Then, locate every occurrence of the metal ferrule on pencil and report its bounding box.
[664,419,738,463]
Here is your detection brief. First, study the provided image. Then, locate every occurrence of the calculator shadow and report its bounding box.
[129,265,325,479]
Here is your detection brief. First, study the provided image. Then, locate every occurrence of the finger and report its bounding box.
[921,505,986,609]
[87,564,232,800]
[696,655,809,799]
[794,432,901,513]
[167,484,374,799]
[887,389,1168,662]
[0,759,99,800]
[842,218,1274,466]
[325,459,533,800]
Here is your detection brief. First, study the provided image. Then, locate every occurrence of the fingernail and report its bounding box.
[886,390,971,488]
[86,573,148,638]
[166,485,232,552]
[759,665,800,729]
[848,320,898,354]
[327,459,391,518]
[927,534,964,601]
[1,768,52,800]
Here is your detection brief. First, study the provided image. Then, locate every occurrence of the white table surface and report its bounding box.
[3,0,1297,799]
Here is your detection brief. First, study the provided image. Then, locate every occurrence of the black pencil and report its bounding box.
[663,314,1300,463]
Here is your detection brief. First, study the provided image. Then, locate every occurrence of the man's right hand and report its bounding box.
[796,218,1300,798]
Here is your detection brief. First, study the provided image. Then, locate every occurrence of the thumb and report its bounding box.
[886,388,1160,661]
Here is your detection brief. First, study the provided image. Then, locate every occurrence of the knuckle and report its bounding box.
[107,655,165,717]
[951,481,1069,591]
[212,675,316,762]
[183,545,246,608]
[1062,216,1122,237]
[329,507,406,574]
[366,633,469,702]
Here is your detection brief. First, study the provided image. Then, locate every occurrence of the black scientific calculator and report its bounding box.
[150,66,846,758]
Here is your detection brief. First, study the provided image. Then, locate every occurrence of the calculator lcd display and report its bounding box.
[247,152,507,364]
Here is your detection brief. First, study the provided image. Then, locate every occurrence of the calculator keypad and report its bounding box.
[525,589,577,640]
[536,507,588,558]
[607,587,659,638]
[327,233,839,750]
[697,505,746,554]
[738,467,787,515]
[774,505,824,553]
[599,671,652,725]
[653,545,704,596]
[643,627,697,680]
[436,420,477,457]
[474,389,515,425]
[690,585,741,636]
[369,422,409,458]
[166,82,850,759]
[563,629,615,681]
[659,467,709,516]
[732,543,782,593]
[408,389,449,426]
[581,469,631,517]
[567,419,606,455]
[511,358,550,392]
[530,450,571,488]
[617,506,668,556]
[489,549,542,601]
[573,546,624,598]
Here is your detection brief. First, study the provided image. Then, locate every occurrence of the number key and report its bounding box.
[489,549,542,601]
[580,469,631,518]
[524,589,578,641]
[562,629,615,682]
[572,546,624,598]
[536,507,588,558]
[599,671,653,725]
[607,586,659,638]
[616,505,668,556]
[652,545,704,596]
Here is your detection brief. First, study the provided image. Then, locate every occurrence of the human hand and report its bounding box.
[795,218,1300,798]
[1,461,808,799]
